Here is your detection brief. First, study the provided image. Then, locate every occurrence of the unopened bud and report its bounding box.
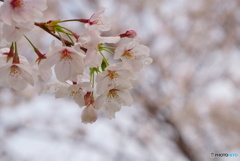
[81,105,98,124]
[45,20,60,32]
[84,92,92,105]
[119,30,137,38]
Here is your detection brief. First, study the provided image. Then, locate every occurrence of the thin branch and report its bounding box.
[34,22,87,52]
[34,22,73,47]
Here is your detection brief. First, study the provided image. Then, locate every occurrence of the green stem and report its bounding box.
[66,34,74,45]
[24,35,36,50]
[92,71,95,88]
[102,48,115,55]
[34,22,73,47]
[60,26,74,35]
[56,31,65,46]
[59,19,89,23]
[89,68,95,98]
[103,47,116,50]
[99,51,109,66]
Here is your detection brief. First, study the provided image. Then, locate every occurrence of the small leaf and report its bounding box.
[101,60,107,71]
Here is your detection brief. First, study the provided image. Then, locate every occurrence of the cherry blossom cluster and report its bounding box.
[0,0,152,123]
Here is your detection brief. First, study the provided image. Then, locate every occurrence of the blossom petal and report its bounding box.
[117,90,133,106]
[73,93,85,107]
[8,74,28,90]
[41,54,59,69]
[95,93,107,109]
[39,67,52,81]
[20,66,34,86]
[103,101,121,119]
[55,86,69,98]
[55,61,71,82]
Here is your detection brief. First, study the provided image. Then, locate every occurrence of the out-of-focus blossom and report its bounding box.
[0,0,47,25]
[0,24,10,47]
[2,22,34,42]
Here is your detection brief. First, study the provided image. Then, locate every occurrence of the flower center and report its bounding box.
[10,65,21,78]
[122,49,136,60]
[60,49,72,62]
[10,0,24,9]
[107,89,119,101]
[107,70,118,80]
[90,16,103,25]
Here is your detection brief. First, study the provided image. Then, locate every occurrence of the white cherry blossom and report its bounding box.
[114,39,152,72]
[39,81,67,95]
[78,27,120,67]
[0,0,47,25]
[96,63,133,94]
[41,45,85,82]
[31,59,52,82]
[2,22,34,42]
[38,66,52,82]
[0,55,34,90]
[85,8,111,31]
[55,82,92,107]
[95,83,133,119]
[0,24,10,47]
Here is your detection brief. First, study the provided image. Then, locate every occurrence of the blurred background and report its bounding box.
[1,0,240,161]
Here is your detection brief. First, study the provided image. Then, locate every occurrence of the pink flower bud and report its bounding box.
[81,105,98,124]
[119,30,137,38]
[84,92,92,105]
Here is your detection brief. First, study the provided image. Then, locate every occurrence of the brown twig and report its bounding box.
[34,22,87,52]
[34,22,73,47]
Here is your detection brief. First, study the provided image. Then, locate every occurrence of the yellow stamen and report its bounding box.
[60,49,72,62]
[122,49,136,60]
[10,65,21,78]
[107,70,118,80]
